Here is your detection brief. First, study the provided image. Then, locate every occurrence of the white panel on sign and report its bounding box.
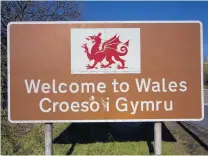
[71,28,141,74]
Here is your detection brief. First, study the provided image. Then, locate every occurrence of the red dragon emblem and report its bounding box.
[81,32,129,69]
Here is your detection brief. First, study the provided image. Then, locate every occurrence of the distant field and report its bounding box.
[204,62,208,65]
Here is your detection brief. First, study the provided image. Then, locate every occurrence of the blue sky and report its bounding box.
[82,1,208,57]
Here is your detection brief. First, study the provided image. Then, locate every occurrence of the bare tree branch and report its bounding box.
[1,1,82,37]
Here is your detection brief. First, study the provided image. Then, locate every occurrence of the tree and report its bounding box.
[1,1,82,37]
[1,1,82,108]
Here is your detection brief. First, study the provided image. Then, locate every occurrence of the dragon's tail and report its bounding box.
[117,45,128,56]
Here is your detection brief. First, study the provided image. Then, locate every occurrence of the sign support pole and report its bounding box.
[154,122,162,155]
[45,123,53,155]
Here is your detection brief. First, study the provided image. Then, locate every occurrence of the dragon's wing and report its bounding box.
[103,34,122,50]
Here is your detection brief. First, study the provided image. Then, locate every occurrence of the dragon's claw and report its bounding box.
[86,64,97,69]
[81,43,86,48]
[117,65,121,69]
[100,64,106,68]
[117,65,128,69]
[82,43,88,53]
[87,67,97,69]
[101,64,112,68]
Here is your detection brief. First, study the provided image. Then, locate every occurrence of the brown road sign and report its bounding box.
[8,21,204,123]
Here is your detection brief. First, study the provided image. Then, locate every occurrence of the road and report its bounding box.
[180,90,208,148]
[186,89,208,130]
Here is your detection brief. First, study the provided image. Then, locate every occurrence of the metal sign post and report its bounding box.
[45,123,53,155]
[154,122,162,155]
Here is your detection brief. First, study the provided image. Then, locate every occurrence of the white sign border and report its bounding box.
[7,20,204,123]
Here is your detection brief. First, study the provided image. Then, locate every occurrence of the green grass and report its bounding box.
[0,120,186,155]
[1,123,186,155]
[1,109,207,155]
[66,142,150,155]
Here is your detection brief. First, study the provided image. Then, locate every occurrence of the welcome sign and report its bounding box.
[8,21,204,123]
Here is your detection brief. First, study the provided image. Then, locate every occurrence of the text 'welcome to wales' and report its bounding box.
[24,78,188,114]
